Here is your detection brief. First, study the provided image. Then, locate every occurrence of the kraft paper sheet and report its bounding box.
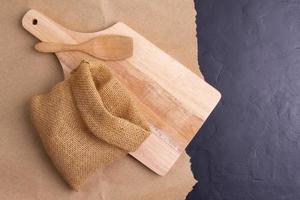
[0,0,201,199]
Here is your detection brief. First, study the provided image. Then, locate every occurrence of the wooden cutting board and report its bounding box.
[22,9,221,176]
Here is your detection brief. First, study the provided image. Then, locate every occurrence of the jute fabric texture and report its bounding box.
[30,60,150,190]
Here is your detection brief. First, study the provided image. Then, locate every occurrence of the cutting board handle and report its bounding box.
[22,10,78,43]
[22,9,122,44]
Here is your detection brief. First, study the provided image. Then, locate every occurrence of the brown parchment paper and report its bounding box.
[0,0,200,199]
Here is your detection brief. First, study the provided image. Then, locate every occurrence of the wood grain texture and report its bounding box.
[22,9,221,175]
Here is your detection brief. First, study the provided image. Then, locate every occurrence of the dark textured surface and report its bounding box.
[187,0,300,199]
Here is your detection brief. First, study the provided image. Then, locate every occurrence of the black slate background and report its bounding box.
[187,0,300,199]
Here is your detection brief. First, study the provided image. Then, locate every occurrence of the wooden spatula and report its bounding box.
[22,9,221,176]
[34,35,133,60]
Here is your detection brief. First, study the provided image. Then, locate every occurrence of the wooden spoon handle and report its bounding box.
[35,42,79,53]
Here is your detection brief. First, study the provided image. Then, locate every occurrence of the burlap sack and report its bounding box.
[30,60,150,190]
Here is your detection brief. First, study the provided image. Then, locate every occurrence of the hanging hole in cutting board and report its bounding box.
[32,19,38,25]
